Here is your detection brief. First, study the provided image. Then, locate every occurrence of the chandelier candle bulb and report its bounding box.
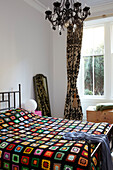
[74,24,76,28]
[59,25,61,31]
[47,7,50,11]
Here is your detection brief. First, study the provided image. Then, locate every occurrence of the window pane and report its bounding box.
[82,25,104,96]
[111,24,113,54]
[82,27,104,56]
[84,56,93,95]
[94,55,104,95]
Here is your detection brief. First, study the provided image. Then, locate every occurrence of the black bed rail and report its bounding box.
[0,84,21,111]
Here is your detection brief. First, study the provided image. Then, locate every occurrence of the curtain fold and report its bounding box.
[64,23,83,120]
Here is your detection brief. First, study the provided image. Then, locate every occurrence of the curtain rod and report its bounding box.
[86,13,113,21]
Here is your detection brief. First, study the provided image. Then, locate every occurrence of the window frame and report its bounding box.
[110,22,113,99]
[80,18,113,100]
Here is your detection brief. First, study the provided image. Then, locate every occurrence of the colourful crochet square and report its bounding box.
[64,143,74,147]
[39,145,49,149]
[66,154,77,162]
[4,118,10,122]
[92,156,97,166]
[21,156,29,165]
[84,145,88,151]
[6,138,14,142]
[12,164,19,170]
[6,144,16,151]
[34,149,43,156]
[49,146,59,150]
[71,147,80,153]
[14,119,20,123]
[21,166,29,170]
[59,146,70,152]
[41,159,50,170]
[41,137,50,141]
[78,157,88,167]
[0,142,8,149]
[74,143,83,147]
[81,150,88,158]
[0,150,2,158]
[21,142,30,145]
[54,152,65,160]
[31,158,39,167]
[15,113,21,118]
[0,119,4,124]
[3,162,10,169]
[10,116,16,120]
[12,154,19,163]
[14,140,21,144]
[43,151,54,158]
[63,165,73,170]
[53,163,61,170]
[23,147,34,154]
[14,145,24,152]
[3,152,10,161]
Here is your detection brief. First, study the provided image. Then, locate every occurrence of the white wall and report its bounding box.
[52,31,67,118]
[0,0,52,108]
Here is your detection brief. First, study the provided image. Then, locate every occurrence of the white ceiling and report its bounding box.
[37,0,113,8]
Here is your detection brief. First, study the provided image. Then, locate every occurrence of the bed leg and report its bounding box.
[88,140,91,170]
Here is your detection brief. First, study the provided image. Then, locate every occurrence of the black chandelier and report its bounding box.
[45,0,90,35]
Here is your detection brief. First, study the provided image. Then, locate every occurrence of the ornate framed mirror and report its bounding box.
[33,74,51,116]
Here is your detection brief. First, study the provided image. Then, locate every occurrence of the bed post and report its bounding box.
[88,140,91,170]
[8,92,10,110]
[19,84,21,108]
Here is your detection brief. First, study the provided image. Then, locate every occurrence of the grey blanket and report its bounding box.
[63,131,113,170]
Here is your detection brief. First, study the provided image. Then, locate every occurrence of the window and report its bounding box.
[82,26,104,96]
[111,24,113,54]
[111,23,113,98]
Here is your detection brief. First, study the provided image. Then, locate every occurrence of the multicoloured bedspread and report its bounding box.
[0,108,111,170]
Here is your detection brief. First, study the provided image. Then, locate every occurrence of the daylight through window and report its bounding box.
[82,26,104,96]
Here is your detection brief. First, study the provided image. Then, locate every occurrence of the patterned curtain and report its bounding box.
[64,23,83,120]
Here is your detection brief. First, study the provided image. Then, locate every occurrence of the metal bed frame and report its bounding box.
[0,84,113,169]
[0,84,21,111]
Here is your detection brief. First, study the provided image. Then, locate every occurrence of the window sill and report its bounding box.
[81,97,113,103]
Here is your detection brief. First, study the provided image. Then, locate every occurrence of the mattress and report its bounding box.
[0,108,111,170]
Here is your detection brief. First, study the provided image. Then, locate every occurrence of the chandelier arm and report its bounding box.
[60,0,63,8]
[74,14,83,21]
[47,14,58,25]
[61,0,66,8]
[70,0,73,8]
[48,8,67,26]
